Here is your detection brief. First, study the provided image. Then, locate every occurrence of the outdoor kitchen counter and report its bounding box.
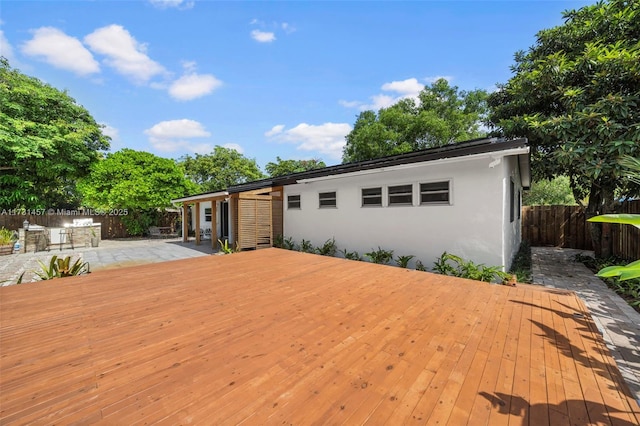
[17,224,101,253]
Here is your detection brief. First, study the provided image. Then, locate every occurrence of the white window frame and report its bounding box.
[318,191,337,208]
[388,184,413,206]
[287,194,301,210]
[204,207,212,222]
[419,180,452,206]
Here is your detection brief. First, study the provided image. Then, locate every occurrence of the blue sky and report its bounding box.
[1,0,592,169]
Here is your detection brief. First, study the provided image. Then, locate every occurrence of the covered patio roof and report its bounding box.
[1,249,638,424]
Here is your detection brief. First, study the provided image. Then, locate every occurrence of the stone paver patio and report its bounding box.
[532,246,640,406]
[0,238,218,286]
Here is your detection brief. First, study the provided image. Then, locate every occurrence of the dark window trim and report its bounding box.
[287,194,301,210]
[419,180,451,205]
[361,187,382,207]
[319,191,337,208]
[388,184,413,206]
[510,179,515,223]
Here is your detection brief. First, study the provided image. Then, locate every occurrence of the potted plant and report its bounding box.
[0,227,16,256]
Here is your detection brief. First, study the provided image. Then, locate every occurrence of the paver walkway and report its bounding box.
[532,246,640,406]
[0,238,218,286]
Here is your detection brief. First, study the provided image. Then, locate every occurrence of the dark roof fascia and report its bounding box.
[228,138,528,193]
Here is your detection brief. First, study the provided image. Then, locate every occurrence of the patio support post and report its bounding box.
[211,201,218,250]
[182,203,189,243]
[195,201,201,245]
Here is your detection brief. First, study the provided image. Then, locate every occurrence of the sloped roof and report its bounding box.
[228,137,529,193]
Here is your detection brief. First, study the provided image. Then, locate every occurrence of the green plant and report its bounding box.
[415,260,427,271]
[300,239,315,253]
[339,248,363,261]
[395,254,415,269]
[316,238,337,257]
[273,234,284,248]
[365,247,394,265]
[35,255,89,280]
[508,241,532,283]
[0,227,16,245]
[282,237,297,251]
[218,239,234,254]
[433,251,509,283]
[587,214,640,281]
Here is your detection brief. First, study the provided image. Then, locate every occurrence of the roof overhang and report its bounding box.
[171,190,229,204]
[297,146,531,185]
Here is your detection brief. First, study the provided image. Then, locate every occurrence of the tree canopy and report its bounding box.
[79,149,196,235]
[487,0,640,251]
[265,156,326,177]
[342,79,488,163]
[0,58,110,209]
[180,146,265,192]
[523,176,576,206]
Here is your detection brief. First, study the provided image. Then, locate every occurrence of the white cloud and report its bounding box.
[381,78,424,96]
[149,0,194,9]
[85,24,165,84]
[21,27,100,76]
[341,76,454,111]
[101,124,119,141]
[223,143,244,154]
[144,119,212,153]
[265,122,352,160]
[169,72,222,101]
[264,124,285,137]
[0,30,15,63]
[281,22,296,34]
[251,30,276,43]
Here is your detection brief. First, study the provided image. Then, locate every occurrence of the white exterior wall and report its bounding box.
[502,156,523,270]
[191,201,216,240]
[284,155,520,271]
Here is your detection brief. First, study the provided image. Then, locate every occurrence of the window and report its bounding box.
[319,191,337,208]
[204,207,212,222]
[510,179,515,223]
[362,187,382,206]
[388,184,413,206]
[517,190,521,220]
[420,181,450,205]
[287,195,301,209]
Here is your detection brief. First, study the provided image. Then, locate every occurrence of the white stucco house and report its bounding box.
[172,137,530,271]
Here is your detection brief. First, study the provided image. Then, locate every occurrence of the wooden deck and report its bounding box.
[1,248,638,425]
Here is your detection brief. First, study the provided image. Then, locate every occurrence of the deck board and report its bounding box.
[1,248,639,425]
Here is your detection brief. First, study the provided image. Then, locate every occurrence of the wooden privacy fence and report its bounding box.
[0,211,180,239]
[522,200,640,259]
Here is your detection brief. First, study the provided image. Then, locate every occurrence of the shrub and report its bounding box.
[433,251,510,283]
[365,247,394,264]
[316,238,338,257]
[339,248,363,261]
[300,239,315,253]
[395,254,415,269]
[35,255,89,280]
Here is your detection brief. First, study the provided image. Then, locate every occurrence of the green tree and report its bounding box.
[0,58,110,209]
[78,149,196,236]
[342,79,488,163]
[180,146,265,192]
[523,176,576,206]
[487,0,640,256]
[265,156,326,177]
